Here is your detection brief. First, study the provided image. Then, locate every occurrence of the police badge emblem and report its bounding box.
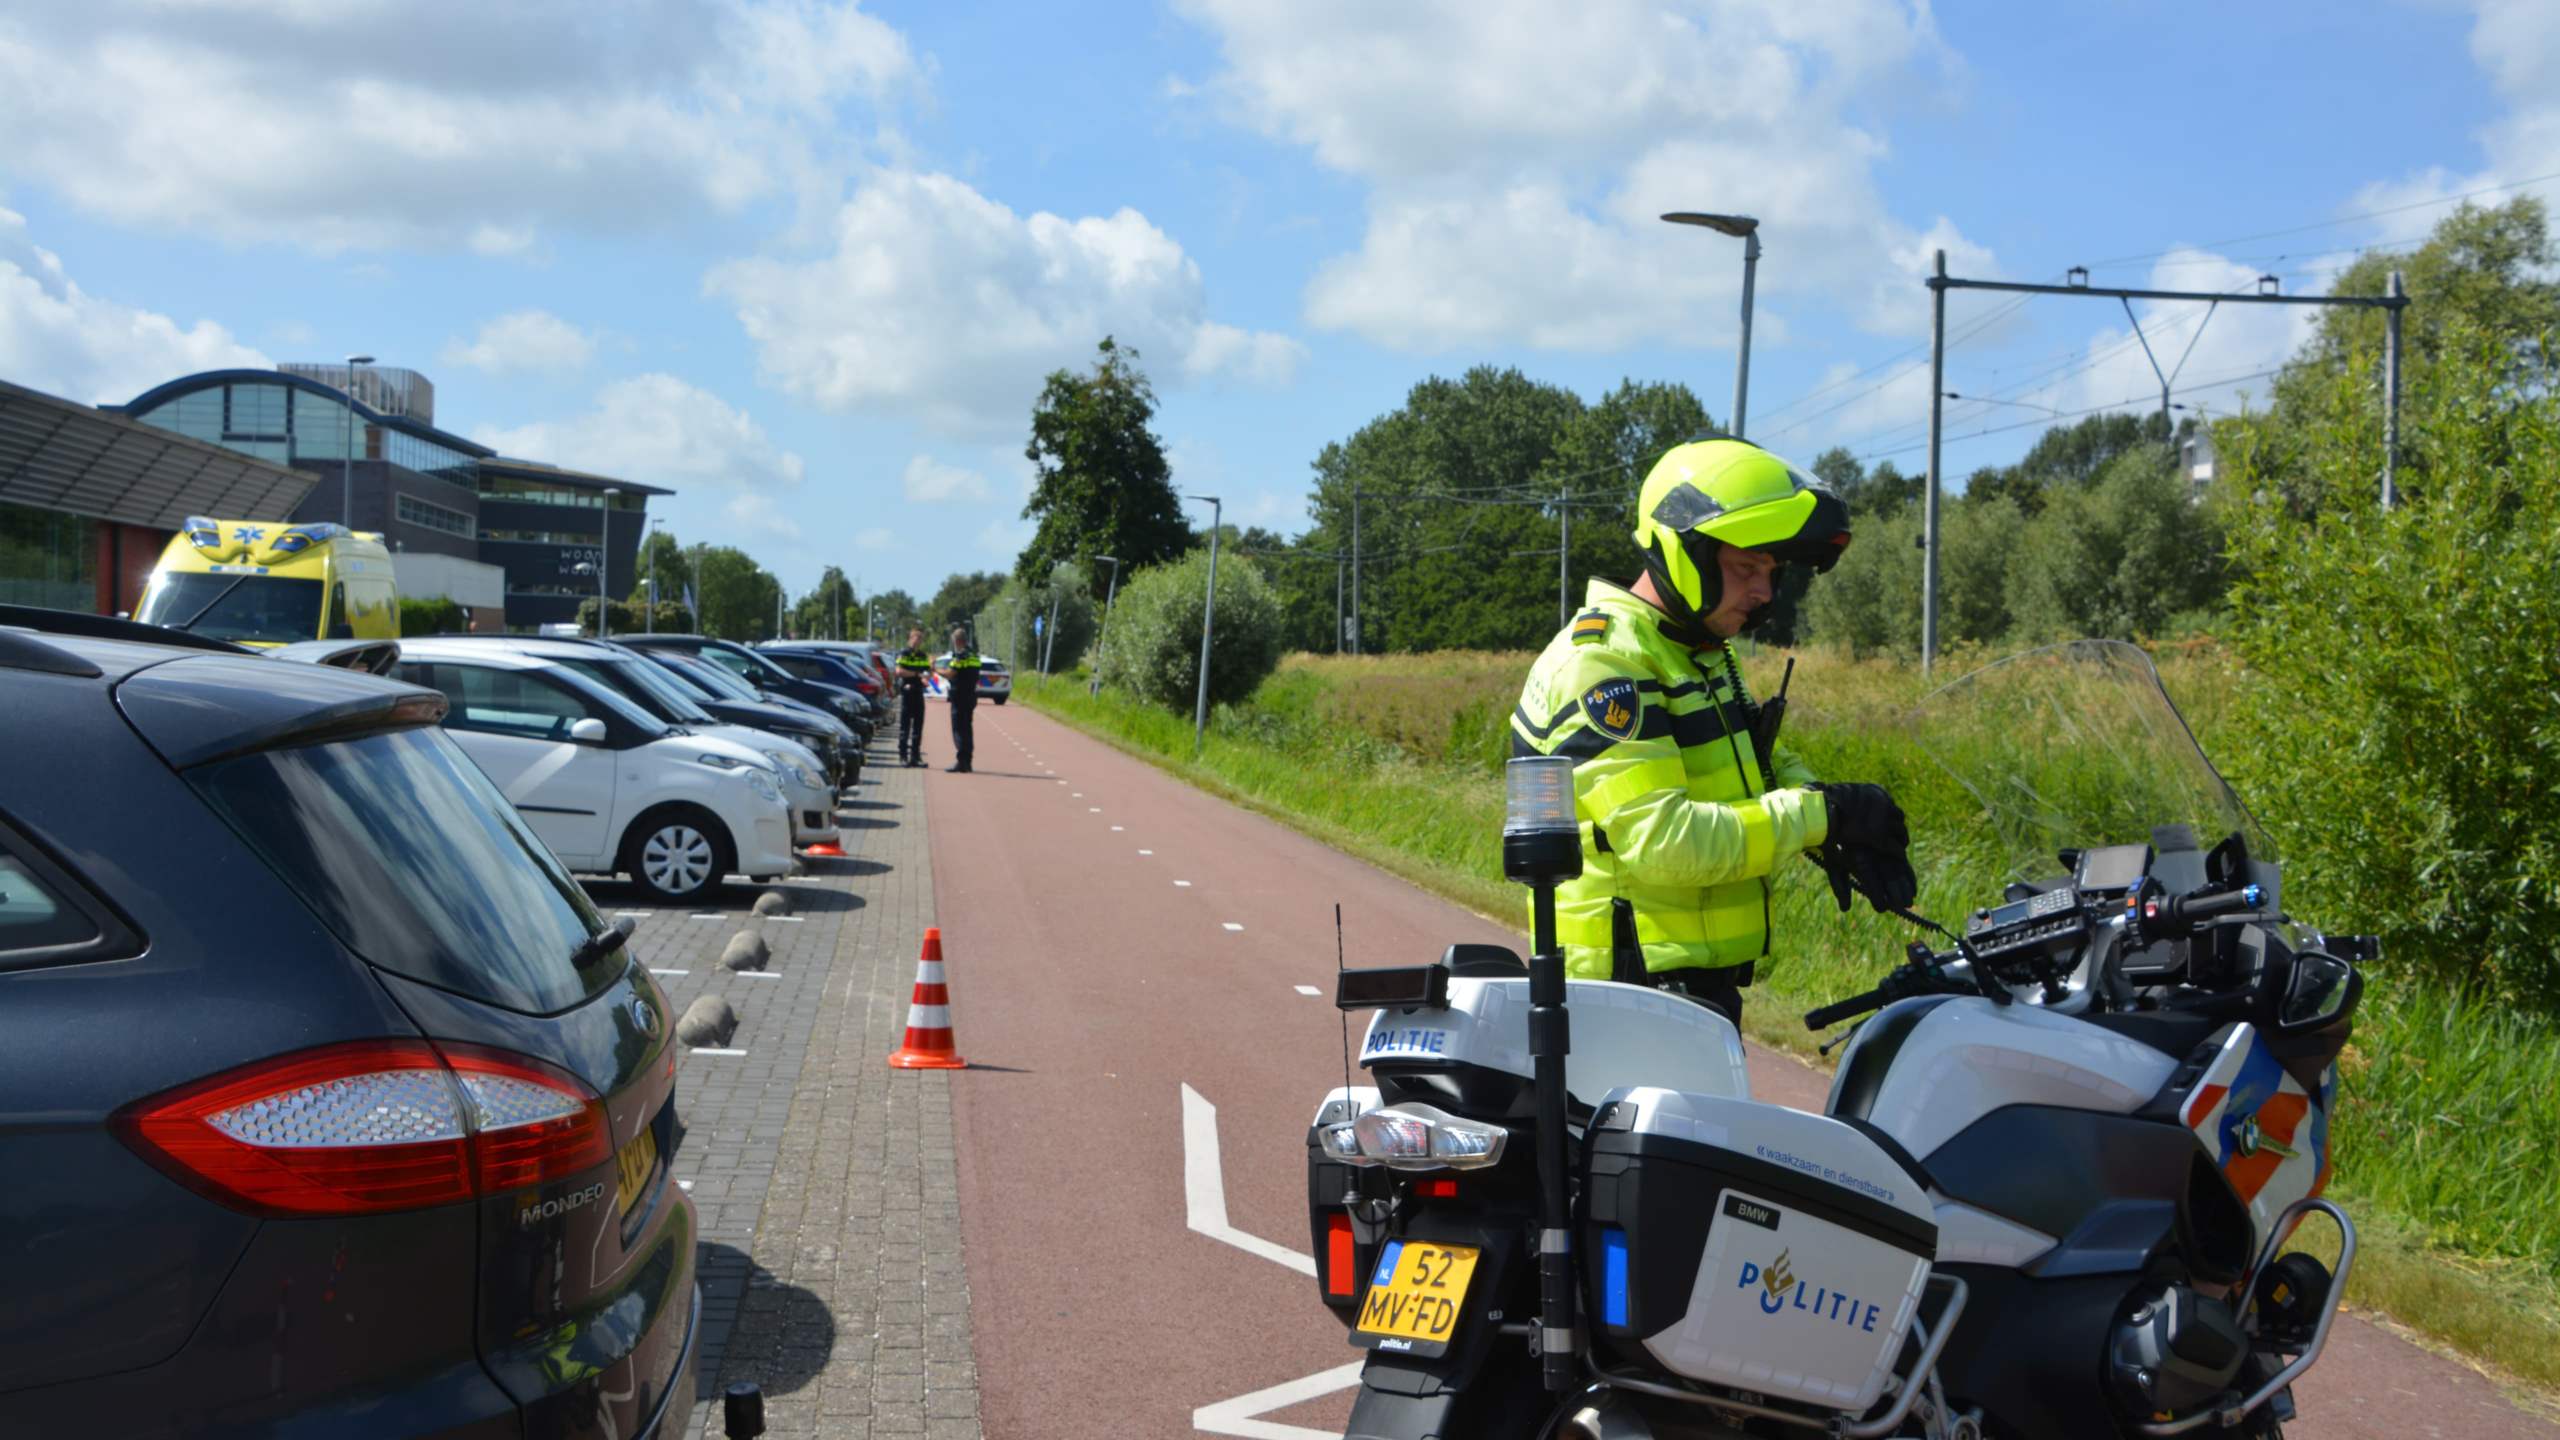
[1581,677,1641,740]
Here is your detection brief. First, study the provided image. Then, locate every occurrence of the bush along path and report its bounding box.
[1018,651,2560,1414]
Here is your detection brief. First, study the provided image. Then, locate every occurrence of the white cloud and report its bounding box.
[705,169,1306,436]
[856,527,898,551]
[0,0,922,252]
[0,207,269,403]
[974,515,1035,557]
[1175,0,1991,352]
[722,491,803,541]
[2342,0,2560,242]
[473,373,804,491]
[901,454,993,504]
[441,310,600,377]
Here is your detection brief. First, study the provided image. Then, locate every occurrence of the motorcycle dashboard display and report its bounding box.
[1964,885,2091,965]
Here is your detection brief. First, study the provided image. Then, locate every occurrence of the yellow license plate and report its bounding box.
[614,1126,660,1217]
[1355,1240,1480,1345]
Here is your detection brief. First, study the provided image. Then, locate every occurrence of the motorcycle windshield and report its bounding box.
[1912,640,2273,882]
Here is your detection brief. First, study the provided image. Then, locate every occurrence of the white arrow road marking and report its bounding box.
[1181,1083,1315,1276]
[1193,1360,1366,1440]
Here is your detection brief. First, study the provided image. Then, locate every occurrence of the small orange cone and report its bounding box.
[803,841,847,857]
[887,928,967,1069]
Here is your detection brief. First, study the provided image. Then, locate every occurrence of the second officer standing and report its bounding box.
[894,627,933,767]
[933,627,983,774]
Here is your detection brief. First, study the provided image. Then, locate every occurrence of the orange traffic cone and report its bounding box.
[887,928,967,1069]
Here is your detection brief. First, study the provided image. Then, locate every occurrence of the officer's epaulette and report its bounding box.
[1570,609,1610,645]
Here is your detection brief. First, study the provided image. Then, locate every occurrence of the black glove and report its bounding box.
[1811,783,1918,915]
[1817,782,1909,853]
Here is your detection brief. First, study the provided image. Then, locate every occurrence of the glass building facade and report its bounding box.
[0,499,96,611]
[130,378,479,487]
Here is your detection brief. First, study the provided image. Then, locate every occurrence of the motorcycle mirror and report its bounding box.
[2276,952,2362,1032]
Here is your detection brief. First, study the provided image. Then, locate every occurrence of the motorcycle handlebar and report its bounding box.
[1805,987,1891,1031]
[2158,883,2264,932]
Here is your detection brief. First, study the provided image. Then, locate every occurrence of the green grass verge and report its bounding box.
[1017,654,2560,1401]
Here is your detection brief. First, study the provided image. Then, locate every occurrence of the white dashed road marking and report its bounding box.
[1223,923,1244,931]
[1293,985,1321,996]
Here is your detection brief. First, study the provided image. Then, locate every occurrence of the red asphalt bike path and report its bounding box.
[923,703,2555,1440]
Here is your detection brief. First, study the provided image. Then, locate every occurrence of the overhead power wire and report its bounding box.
[2081,168,2560,270]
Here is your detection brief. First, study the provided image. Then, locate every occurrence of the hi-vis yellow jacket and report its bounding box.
[1510,580,1829,980]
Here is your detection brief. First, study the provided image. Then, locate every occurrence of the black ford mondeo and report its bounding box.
[0,609,697,1438]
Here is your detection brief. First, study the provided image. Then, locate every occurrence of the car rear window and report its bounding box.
[188,726,620,1015]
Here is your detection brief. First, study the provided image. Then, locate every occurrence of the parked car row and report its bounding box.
[0,606,702,1439]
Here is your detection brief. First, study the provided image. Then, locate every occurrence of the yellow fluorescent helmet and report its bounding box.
[1633,439,1853,627]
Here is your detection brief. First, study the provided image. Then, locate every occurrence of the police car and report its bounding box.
[928,653,1012,704]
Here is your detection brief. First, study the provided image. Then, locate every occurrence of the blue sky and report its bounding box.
[4,0,2552,604]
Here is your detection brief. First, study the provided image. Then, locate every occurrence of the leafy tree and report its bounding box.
[2220,325,2560,1011]
[577,596,693,636]
[1018,338,1193,585]
[926,570,1008,644]
[1801,495,2015,657]
[2280,197,2560,413]
[992,561,1099,674]
[633,529,693,608]
[2002,444,2223,643]
[1806,448,1921,519]
[1961,412,2167,518]
[1305,366,1589,653]
[1093,548,1287,711]
[868,587,920,642]
[791,566,858,640]
[400,596,466,636]
[696,546,779,641]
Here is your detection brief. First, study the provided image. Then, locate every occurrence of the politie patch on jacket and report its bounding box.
[1581,677,1641,740]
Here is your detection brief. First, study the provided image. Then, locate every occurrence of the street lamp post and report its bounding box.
[646,518,665,629]
[340,354,375,530]
[1089,555,1121,696]
[1659,213,1760,438]
[598,488,620,638]
[1185,496,1221,756]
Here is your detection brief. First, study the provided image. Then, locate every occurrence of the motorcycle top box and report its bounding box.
[1583,1087,1937,1412]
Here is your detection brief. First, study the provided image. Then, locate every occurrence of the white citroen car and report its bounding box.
[400,636,844,853]
[391,645,795,900]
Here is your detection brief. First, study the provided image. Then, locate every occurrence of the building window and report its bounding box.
[482,528,603,545]
[0,500,98,612]
[476,474,641,509]
[396,494,476,538]
[134,381,479,487]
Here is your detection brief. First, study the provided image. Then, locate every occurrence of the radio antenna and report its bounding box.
[1336,903,1356,1116]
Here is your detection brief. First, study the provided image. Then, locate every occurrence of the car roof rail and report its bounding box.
[0,603,254,656]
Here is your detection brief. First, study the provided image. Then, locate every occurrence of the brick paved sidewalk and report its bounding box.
[604,753,978,1440]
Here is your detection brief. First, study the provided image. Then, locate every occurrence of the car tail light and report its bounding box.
[113,1039,611,1218]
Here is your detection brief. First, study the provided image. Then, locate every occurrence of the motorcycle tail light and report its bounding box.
[114,1039,612,1217]
[1319,1123,1374,1166]
[1352,1104,1509,1172]
[1355,1109,1437,1169]
[1431,1119,1506,1168]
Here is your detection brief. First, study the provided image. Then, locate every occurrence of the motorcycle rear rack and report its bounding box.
[1584,1273,1969,1438]
[2129,1197,2357,1436]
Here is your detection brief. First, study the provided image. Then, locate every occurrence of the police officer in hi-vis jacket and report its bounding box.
[934,627,982,774]
[1509,439,1917,1027]
[894,627,933,767]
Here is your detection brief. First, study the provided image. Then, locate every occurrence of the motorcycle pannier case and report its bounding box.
[1582,1087,1938,1412]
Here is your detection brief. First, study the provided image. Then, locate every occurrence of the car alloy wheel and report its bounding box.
[640,824,717,897]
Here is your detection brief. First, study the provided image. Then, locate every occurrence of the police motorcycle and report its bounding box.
[1306,641,2366,1439]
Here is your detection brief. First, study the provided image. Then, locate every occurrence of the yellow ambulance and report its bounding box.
[131,516,400,647]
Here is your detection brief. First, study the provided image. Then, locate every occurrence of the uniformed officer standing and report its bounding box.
[934,627,983,774]
[1511,439,1917,1027]
[894,627,933,767]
